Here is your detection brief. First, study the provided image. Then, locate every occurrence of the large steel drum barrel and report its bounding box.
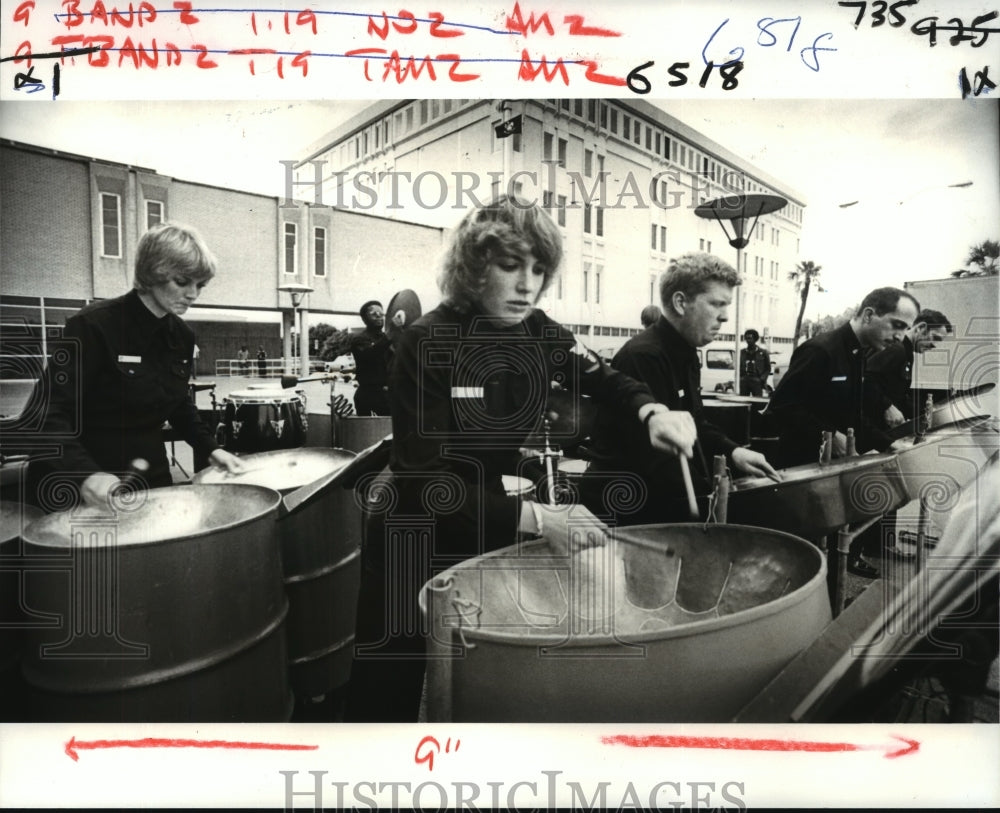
[420,523,831,722]
[728,453,909,539]
[195,448,362,698]
[1,501,44,721]
[890,417,999,514]
[20,485,290,722]
[336,415,392,453]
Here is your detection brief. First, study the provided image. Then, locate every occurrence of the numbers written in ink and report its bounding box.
[838,2,998,47]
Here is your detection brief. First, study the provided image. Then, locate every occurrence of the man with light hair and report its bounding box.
[584,251,778,525]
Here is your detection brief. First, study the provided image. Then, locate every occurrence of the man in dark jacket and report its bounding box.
[767,286,920,577]
[739,328,771,397]
[584,252,778,525]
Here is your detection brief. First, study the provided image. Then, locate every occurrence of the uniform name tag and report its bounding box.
[118,355,142,363]
[678,389,685,397]
[451,386,484,399]
[831,376,847,382]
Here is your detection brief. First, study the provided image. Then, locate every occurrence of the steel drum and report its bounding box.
[420,523,831,722]
[886,382,997,441]
[1,501,44,721]
[20,485,290,722]
[221,389,307,452]
[702,398,752,445]
[195,448,361,698]
[727,453,909,539]
[336,415,392,453]
[889,416,999,510]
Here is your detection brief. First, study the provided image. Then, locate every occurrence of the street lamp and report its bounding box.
[695,193,788,392]
[278,282,314,377]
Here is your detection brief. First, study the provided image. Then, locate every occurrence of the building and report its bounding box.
[1,138,444,380]
[292,98,807,353]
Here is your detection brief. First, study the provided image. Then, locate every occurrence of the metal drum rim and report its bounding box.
[226,390,302,402]
[730,451,900,493]
[20,484,282,549]
[420,523,828,647]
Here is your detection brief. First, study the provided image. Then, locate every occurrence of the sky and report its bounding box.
[2,97,997,318]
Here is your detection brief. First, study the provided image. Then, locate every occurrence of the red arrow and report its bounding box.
[65,736,318,762]
[601,734,919,759]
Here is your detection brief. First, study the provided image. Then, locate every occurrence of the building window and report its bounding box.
[707,240,712,253]
[587,99,597,123]
[664,136,671,160]
[660,226,666,252]
[543,132,553,161]
[645,127,652,150]
[145,200,164,230]
[622,114,630,139]
[557,194,567,227]
[512,129,522,152]
[610,109,618,134]
[583,262,591,302]
[283,223,297,275]
[584,204,592,234]
[651,224,658,250]
[443,99,452,114]
[699,238,705,251]
[557,138,567,168]
[574,99,583,117]
[100,192,121,258]
[595,264,602,304]
[314,226,326,277]
[599,103,607,129]
[584,149,593,177]
[419,99,428,125]
[596,207,604,237]
[655,132,661,155]
[405,107,413,130]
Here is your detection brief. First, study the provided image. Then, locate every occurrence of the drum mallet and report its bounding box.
[679,456,699,520]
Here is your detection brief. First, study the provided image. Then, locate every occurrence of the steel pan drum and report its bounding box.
[420,523,831,722]
[728,453,909,539]
[20,485,290,721]
[1,501,44,721]
[195,448,362,698]
[886,382,997,441]
[889,417,999,510]
[336,415,392,453]
[222,389,307,452]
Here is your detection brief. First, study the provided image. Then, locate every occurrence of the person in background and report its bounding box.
[767,286,920,578]
[256,345,267,377]
[349,300,392,416]
[191,343,200,379]
[26,222,243,509]
[640,304,660,329]
[236,344,250,373]
[739,328,771,397]
[346,196,697,722]
[584,253,778,526]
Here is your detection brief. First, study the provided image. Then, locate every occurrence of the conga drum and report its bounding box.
[20,485,291,722]
[195,448,362,699]
[501,475,535,499]
[221,390,307,452]
[420,523,831,721]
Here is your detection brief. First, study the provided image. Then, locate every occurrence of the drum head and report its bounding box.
[228,389,301,403]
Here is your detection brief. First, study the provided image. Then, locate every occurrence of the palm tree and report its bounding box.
[788,260,823,348]
[951,239,999,277]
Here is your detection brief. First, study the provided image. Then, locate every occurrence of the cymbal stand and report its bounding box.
[540,417,562,506]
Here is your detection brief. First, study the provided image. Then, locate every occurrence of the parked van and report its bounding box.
[697,341,737,393]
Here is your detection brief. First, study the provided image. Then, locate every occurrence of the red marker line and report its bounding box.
[601,734,919,759]
[65,736,318,762]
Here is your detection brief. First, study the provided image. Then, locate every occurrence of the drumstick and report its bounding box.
[679,456,699,520]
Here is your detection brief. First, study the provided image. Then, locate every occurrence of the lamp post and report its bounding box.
[695,193,788,392]
[278,283,314,378]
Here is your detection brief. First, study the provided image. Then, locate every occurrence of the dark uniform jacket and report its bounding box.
[739,345,771,381]
[375,301,656,566]
[26,290,218,504]
[350,329,392,415]
[586,316,739,524]
[767,321,892,468]
[866,336,917,422]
